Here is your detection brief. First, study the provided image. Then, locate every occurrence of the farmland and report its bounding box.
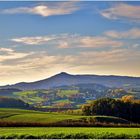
[0,108,131,126]
[0,108,140,138]
[0,127,140,139]
[1,83,140,109]
[0,108,81,124]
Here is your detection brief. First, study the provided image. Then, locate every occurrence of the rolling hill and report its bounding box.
[0,83,138,109]
[0,108,131,126]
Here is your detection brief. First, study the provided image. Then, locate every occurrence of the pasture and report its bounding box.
[0,108,130,126]
[0,108,140,138]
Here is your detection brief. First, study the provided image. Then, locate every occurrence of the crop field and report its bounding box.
[0,127,140,139]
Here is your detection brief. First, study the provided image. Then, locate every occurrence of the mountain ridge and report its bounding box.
[1,72,140,90]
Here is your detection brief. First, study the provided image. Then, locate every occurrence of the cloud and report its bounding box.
[100,3,140,22]
[0,2,79,17]
[1,48,137,72]
[0,47,33,62]
[11,36,55,45]
[80,36,123,48]
[79,49,140,65]
[2,48,139,74]
[0,48,14,55]
[11,34,124,48]
[105,28,140,39]
[58,42,69,49]
[2,46,139,71]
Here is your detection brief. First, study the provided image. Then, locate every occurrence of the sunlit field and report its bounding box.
[0,127,140,139]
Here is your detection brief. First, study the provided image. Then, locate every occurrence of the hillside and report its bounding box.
[0,96,29,109]
[5,83,133,108]
[0,88,21,97]
[1,72,140,90]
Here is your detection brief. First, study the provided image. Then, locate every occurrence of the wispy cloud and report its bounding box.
[0,47,33,62]
[104,28,140,39]
[0,2,80,17]
[100,3,140,22]
[0,48,14,53]
[11,36,55,45]
[80,36,123,48]
[11,34,124,48]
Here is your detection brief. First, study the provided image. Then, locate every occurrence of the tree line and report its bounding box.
[82,97,140,123]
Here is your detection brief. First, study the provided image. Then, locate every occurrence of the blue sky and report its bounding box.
[0,1,140,85]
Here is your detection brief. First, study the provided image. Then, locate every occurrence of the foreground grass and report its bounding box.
[0,127,140,139]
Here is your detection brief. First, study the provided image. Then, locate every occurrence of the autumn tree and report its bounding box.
[121,95,134,102]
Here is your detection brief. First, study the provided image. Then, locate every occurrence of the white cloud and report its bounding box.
[58,42,69,49]
[100,3,140,22]
[0,48,14,53]
[11,36,55,45]
[0,47,33,62]
[105,28,140,39]
[1,48,138,73]
[0,2,79,17]
[11,34,124,48]
[79,49,140,65]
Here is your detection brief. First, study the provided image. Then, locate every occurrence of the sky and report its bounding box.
[0,1,140,85]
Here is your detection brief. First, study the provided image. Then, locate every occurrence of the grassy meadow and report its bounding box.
[0,108,140,138]
[0,108,131,126]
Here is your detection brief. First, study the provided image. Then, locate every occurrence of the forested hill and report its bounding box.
[1,72,140,90]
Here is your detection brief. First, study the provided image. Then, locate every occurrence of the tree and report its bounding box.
[121,95,134,102]
[81,98,140,123]
[81,104,91,115]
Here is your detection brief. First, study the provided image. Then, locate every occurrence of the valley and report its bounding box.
[0,73,140,139]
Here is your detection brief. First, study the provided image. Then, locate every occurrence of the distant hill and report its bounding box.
[0,72,140,90]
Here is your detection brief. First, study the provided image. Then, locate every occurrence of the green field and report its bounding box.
[0,108,130,125]
[0,108,140,138]
[57,90,79,97]
[13,89,79,107]
[0,127,140,139]
[1,127,139,135]
[0,108,81,123]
